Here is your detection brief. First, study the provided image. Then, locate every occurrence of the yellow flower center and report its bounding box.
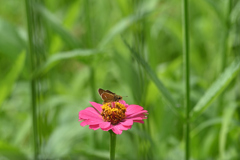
[101,102,126,125]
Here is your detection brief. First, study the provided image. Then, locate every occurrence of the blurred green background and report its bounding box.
[0,0,240,159]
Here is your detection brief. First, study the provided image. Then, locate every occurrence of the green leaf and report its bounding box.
[98,15,143,48]
[36,5,79,48]
[34,49,101,76]
[98,2,155,49]
[123,39,180,117]
[0,141,27,159]
[76,149,109,159]
[191,58,240,119]
[43,122,86,158]
[190,118,222,138]
[219,103,237,159]
[0,18,27,58]
[203,0,224,22]
[0,52,25,107]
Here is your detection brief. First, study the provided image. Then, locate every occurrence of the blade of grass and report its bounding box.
[0,52,25,107]
[98,15,144,49]
[36,4,79,49]
[218,0,232,114]
[122,39,181,118]
[25,1,39,159]
[191,58,240,120]
[219,103,237,159]
[182,0,190,160]
[0,19,27,59]
[0,141,28,159]
[33,48,102,77]
[25,0,39,158]
[25,0,47,159]
[98,5,154,49]
[190,118,222,138]
[113,50,142,103]
[204,0,224,22]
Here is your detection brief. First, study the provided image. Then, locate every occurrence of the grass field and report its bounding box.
[0,0,240,159]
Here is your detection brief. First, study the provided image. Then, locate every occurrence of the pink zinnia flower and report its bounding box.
[79,100,148,134]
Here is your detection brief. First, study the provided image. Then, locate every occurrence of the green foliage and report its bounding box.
[191,58,240,119]
[0,0,240,159]
[0,141,27,160]
[0,52,25,107]
[123,39,180,116]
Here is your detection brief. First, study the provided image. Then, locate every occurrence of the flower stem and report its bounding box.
[182,0,190,160]
[109,130,116,160]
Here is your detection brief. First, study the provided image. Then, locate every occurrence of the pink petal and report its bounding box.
[80,121,88,127]
[133,120,144,123]
[125,125,131,129]
[126,105,144,115]
[117,124,132,130]
[99,122,111,129]
[101,125,112,131]
[120,119,133,126]
[126,117,142,121]
[89,102,102,113]
[111,126,123,135]
[126,114,147,120]
[89,124,100,130]
[79,101,148,134]
[82,119,103,125]
[126,110,148,117]
[79,107,102,120]
[112,123,132,134]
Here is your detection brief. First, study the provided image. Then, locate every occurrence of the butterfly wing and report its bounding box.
[101,92,115,103]
[98,88,121,103]
[98,88,105,95]
[105,90,115,94]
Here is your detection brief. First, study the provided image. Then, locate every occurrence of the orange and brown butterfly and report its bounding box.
[98,88,122,104]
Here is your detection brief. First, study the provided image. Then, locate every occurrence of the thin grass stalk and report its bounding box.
[131,0,151,159]
[83,0,93,48]
[82,0,100,149]
[221,0,232,72]
[219,0,232,157]
[25,0,39,159]
[83,0,96,102]
[218,0,232,114]
[182,0,190,160]
[26,0,47,159]
[131,0,143,104]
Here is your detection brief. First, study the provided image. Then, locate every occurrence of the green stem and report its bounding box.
[25,0,39,159]
[218,0,232,114]
[109,130,117,160]
[182,0,190,160]
[25,0,47,159]
[219,0,232,158]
